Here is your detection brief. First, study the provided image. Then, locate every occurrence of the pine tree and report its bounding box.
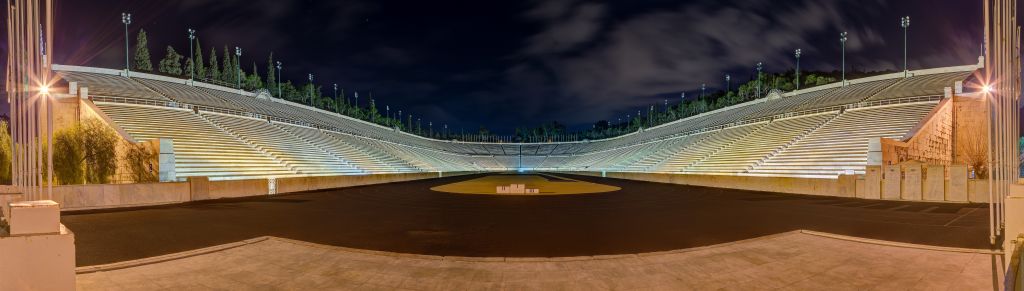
[158,45,183,75]
[265,52,276,95]
[194,38,206,79]
[133,29,153,71]
[221,46,233,83]
[208,47,220,81]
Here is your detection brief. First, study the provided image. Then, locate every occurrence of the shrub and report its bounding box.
[124,142,158,183]
[53,125,85,185]
[80,119,119,184]
[0,121,10,184]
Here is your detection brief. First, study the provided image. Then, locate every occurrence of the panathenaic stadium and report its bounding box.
[4,0,1024,290]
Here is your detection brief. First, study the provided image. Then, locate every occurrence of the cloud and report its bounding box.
[523,1,607,55]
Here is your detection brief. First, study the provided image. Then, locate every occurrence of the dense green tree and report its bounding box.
[0,120,10,184]
[265,53,276,95]
[221,45,234,84]
[158,45,183,75]
[208,46,220,81]
[133,29,153,71]
[248,62,263,90]
[194,38,206,79]
[184,58,194,79]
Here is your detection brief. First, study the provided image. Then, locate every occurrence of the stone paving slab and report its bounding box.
[75,230,1002,290]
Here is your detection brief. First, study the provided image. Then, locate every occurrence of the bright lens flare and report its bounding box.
[982,84,993,93]
[39,85,50,94]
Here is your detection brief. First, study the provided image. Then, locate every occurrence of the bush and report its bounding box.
[0,121,10,184]
[52,119,121,185]
[53,126,85,185]
[125,142,158,183]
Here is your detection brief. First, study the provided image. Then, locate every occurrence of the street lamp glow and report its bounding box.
[39,85,50,95]
[275,61,282,98]
[235,47,242,91]
[121,12,132,76]
[983,84,993,93]
[901,16,910,77]
[840,31,848,85]
[794,49,802,90]
[188,29,196,83]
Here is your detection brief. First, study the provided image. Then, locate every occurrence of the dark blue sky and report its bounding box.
[35,0,987,133]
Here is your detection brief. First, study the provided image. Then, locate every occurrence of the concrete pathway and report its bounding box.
[76,231,1001,290]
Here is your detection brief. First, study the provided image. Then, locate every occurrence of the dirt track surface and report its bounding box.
[63,173,991,266]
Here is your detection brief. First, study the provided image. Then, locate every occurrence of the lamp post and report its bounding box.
[701,83,706,99]
[901,16,910,77]
[840,31,848,84]
[234,47,242,91]
[122,13,131,76]
[188,29,196,83]
[333,84,338,112]
[725,74,731,93]
[275,61,282,98]
[794,49,802,90]
[756,62,763,98]
[308,73,314,106]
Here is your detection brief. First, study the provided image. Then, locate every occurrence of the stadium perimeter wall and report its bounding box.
[565,171,988,203]
[1,172,477,213]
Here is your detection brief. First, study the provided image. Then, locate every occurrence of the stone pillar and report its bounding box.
[902,164,922,200]
[947,165,968,202]
[0,200,76,291]
[924,165,945,201]
[882,165,902,200]
[863,166,882,199]
[867,138,883,166]
[159,138,176,182]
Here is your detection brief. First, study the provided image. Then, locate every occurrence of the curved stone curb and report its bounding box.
[75,236,271,274]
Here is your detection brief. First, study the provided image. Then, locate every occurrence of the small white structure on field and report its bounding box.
[496,184,540,194]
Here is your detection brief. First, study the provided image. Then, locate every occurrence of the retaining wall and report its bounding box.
[0,172,474,213]
[568,169,987,203]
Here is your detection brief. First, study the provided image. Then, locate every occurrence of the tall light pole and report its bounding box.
[900,16,910,77]
[333,84,338,112]
[700,83,706,99]
[386,105,390,121]
[840,31,848,85]
[756,62,763,98]
[725,74,731,93]
[122,13,131,76]
[308,73,314,106]
[794,49,802,90]
[354,91,359,108]
[275,61,282,98]
[234,47,242,91]
[188,29,196,83]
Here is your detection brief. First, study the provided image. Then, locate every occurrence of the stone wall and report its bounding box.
[882,99,954,165]
[0,172,477,212]
[570,169,985,203]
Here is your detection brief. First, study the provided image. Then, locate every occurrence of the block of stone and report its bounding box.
[863,166,882,199]
[882,165,901,200]
[902,164,922,200]
[947,165,968,202]
[924,165,945,201]
[8,200,60,235]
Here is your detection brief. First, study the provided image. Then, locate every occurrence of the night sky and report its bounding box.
[10,0,992,133]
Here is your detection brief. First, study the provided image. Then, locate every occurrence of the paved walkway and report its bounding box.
[63,173,992,266]
[76,231,1001,290]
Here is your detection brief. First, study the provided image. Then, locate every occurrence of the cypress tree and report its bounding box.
[208,47,220,81]
[221,46,233,83]
[194,38,206,79]
[250,62,263,89]
[265,52,276,94]
[133,29,153,71]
